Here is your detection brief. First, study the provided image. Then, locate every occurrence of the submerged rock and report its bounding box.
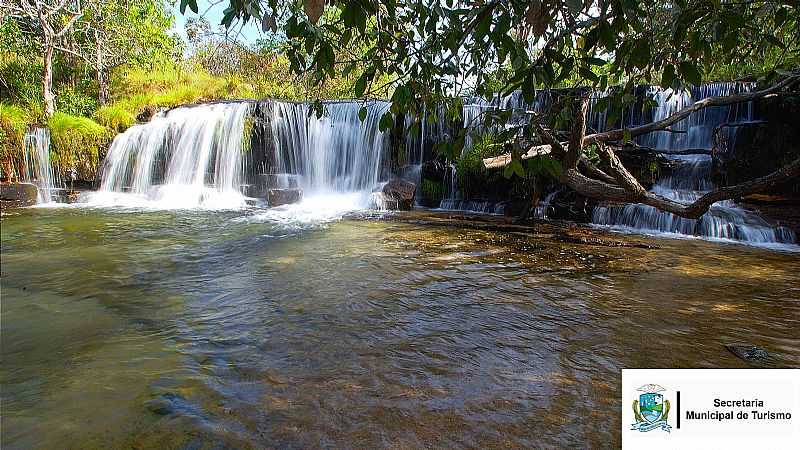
[725,344,769,363]
[267,188,303,206]
[378,179,416,210]
[0,182,39,208]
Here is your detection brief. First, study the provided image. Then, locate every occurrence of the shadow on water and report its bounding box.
[1,207,799,448]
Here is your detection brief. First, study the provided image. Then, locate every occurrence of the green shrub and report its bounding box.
[55,85,99,117]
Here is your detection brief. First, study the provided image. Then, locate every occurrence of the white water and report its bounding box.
[270,101,390,196]
[83,102,252,209]
[534,189,561,220]
[84,100,393,226]
[21,128,60,203]
[592,83,796,246]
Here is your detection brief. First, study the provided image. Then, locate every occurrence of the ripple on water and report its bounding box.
[1,208,799,448]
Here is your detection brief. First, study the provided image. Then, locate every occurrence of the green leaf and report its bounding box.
[630,40,650,70]
[358,106,367,122]
[354,71,370,97]
[660,64,675,89]
[678,61,702,86]
[566,0,583,13]
[522,73,536,103]
[180,0,198,14]
[379,112,393,132]
[504,159,525,179]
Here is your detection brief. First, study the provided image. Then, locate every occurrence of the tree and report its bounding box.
[2,1,178,110]
[79,0,177,105]
[201,0,799,218]
[3,0,86,117]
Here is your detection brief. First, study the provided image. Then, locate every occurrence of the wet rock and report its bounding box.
[0,182,39,208]
[421,160,448,181]
[259,173,301,189]
[379,179,416,210]
[712,96,800,197]
[725,344,769,363]
[145,392,184,416]
[267,188,303,206]
[136,105,159,123]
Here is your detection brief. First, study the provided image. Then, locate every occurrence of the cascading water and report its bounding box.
[86,102,253,208]
[592,83,796,246]
[269,101,390,196]
[241,100,394,224]
[21,128,60,203]
[534,188,561,220]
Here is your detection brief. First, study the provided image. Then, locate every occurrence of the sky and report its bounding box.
[170,0,266,47]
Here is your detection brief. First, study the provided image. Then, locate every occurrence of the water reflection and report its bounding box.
[2,208,799,448]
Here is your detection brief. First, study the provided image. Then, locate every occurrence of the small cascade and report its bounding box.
[591,83,796,246]
[534,189,561,220]
[21,128,60,203]
[88,102,253,208]
[270,101,390,198]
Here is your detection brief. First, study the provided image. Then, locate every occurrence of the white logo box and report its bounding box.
[622,369,799,449]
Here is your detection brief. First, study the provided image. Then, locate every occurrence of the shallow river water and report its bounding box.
[2,206,799,449]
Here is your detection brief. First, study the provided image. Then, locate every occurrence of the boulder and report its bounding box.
[380,179,416,210]
[267,188,302,206]
[0,182,39,208]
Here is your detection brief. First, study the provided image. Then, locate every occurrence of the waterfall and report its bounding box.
[86,102,253,208]
[534,189,561,220]
[269,100,390,197]
[591,83,796,245]
[22,128,60,203]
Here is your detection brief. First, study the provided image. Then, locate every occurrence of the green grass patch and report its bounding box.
[48,112,111,180]
[0,103,32,180]
[94,104,136,132]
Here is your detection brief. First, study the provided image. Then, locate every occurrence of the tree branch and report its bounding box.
[584,74,800,145]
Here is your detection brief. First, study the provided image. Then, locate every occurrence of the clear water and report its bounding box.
[2,207,799,448]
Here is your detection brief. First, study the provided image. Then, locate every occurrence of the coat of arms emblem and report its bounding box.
[631,383,672,432]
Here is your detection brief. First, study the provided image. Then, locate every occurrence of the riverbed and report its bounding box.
[2,206,799,448]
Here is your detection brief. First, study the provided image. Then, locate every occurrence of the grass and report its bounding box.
[48,112,111,180]
[94,104,136,132]
[0,103,31,180]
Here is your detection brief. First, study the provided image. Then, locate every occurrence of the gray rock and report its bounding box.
[267,188,303,206]
[0,182,39,207]
[725,344,769,363]
[380,178,416,210]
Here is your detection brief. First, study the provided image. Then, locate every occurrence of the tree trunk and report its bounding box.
[42,43,55,118]
[96,33,109,105]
